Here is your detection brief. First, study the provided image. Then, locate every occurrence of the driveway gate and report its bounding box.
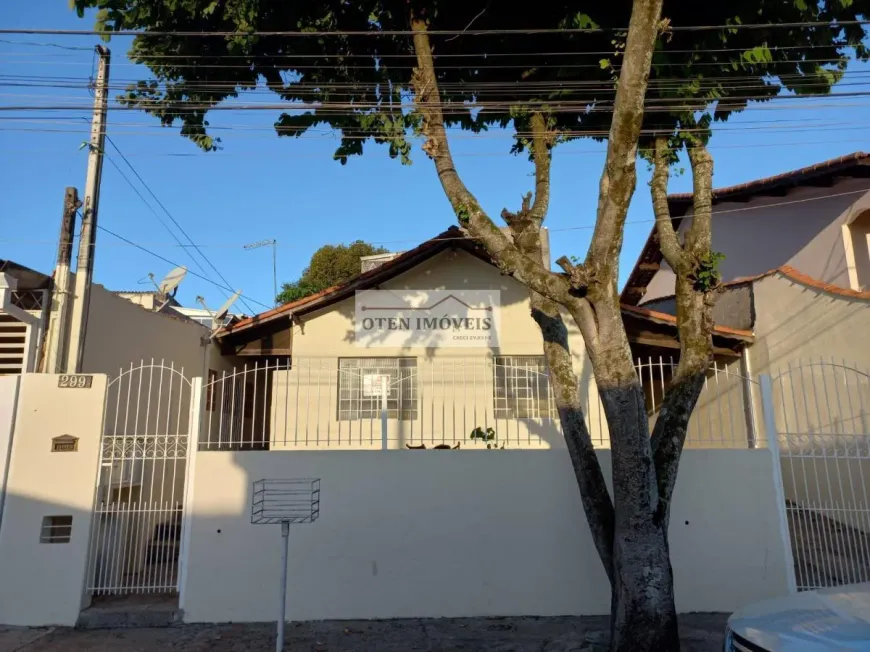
[765,360,870,591]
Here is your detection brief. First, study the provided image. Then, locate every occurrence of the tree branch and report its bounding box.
[651,141,717,522]
[651,137,687,274]
[409,15,583,306]
[684,142,714,257]
[528,112,552,223]
[584,0,665,295]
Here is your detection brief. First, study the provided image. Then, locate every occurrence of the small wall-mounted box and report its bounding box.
[50,435,79,453]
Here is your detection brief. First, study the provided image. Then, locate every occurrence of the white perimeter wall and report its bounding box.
[182,449,790,622]
[0,374,107,627]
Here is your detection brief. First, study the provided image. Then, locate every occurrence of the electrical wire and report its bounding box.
[0,40,863,58]
[104,134,258,313]
[10,187,870,249]
[95,224,272,310]
[2,20,869,37]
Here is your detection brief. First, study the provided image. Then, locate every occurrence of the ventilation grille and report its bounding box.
[0,314,27,375]
[40,515,73,544]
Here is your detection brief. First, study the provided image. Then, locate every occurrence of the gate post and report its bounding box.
[178,376,203,611]
[760,374,797,594]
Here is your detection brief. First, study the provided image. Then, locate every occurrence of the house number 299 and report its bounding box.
[58,375,93,389]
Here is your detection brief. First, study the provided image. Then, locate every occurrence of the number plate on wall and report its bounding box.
[58,375,93,389]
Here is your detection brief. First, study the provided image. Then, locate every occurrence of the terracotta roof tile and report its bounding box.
[776,265,870,300]
[219,227,471,336]
[667,151,869,207]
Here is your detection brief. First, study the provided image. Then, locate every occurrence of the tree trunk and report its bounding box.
[592,298,680,652]
[611,512,679,651]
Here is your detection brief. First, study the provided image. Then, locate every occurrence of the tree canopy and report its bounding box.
[276,240,388,304]
[72,0,869,160]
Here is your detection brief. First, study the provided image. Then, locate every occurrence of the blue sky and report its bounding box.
[3,1,870,315]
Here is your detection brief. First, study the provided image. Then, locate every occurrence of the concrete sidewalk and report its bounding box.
[0,614,727,651]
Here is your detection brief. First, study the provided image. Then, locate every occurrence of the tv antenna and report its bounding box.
[147,266,187,311]
[197,290,241,332]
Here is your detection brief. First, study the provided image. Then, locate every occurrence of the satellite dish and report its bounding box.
[158,266,187,298]
[214,290,242,323]
[197,291,242,333]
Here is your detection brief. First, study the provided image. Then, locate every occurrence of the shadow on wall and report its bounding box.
[0,447,793,628]
[179,447,791,625]
[0,492,101,627]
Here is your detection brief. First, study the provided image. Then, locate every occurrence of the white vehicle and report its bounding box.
[725,583,870,651]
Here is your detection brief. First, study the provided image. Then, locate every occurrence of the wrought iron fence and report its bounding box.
[198,356,756,451]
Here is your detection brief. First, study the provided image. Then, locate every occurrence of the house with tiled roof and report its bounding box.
[209,226,753,451]
[622,152,870,381]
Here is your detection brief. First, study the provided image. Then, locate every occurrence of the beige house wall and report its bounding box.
[0,374,107,626]
[0,375,20,525]
[181,448,790,623]
[82,283,226,379]
[260,250,609,449]
[748,274,870,377]
[643,181,870,303]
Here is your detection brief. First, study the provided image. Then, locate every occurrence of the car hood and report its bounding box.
[728,583,870,651]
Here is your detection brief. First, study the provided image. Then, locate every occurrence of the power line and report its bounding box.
[10,187,870,249]
[103,150,220,281]
[1,20,869,37]
[103,133,257,313]
[95,224,271,310]
[1,40,863,58]
[1,55,863,71]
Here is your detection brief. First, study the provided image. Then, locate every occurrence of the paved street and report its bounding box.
[0,614,727,651]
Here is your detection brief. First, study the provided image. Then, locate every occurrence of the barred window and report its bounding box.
[493,356,556,419]
[338,358,418,420]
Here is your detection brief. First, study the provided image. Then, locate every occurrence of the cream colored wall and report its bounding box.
[749,274,870,376]
[82,283,216,379]
[264,250,607,449]
[643,182,870,303]
[291,250,583,358]
[0,375,20,526]
[181,449,790,622]
[0,374,106,626]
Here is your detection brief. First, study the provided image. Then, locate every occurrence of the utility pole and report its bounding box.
[43,187,81,373]
[66,45,110,374]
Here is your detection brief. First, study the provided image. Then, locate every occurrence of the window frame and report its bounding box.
[337,357,418,421]
[492,355,556,420]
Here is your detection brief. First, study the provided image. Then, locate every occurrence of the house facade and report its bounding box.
[209,227,750,452]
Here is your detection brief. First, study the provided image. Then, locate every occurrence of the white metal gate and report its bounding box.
[86,360,199,595]
[766,360,870,591]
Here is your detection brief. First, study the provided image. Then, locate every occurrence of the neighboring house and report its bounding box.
[0,261,51,376]
[212,226,749,451]
[624,151,870,303]
[621,152,870,379]
[0,260,228,378]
